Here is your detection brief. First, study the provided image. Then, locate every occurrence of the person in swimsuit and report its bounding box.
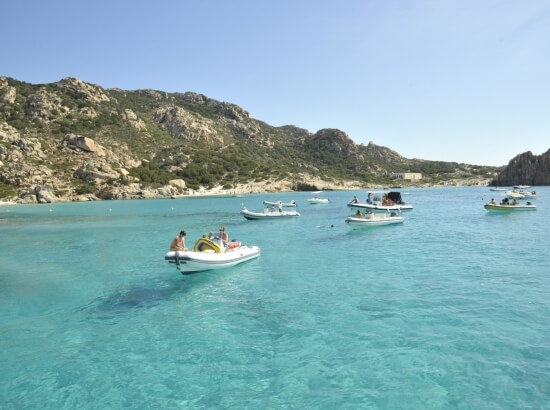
[170,230,189,251]
[219,226,228,245]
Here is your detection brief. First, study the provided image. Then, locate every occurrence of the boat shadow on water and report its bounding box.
[80,275,211,320]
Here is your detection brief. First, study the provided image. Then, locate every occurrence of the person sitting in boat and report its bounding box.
[170,230,189,251]
[511,198,518,205]
[219,226,229,246]
[366,193,373,204]
[208,231,215,240]
[489,198,496,205]
[500,198,509,205]
[355,209,363,218]
[352,195,359,204]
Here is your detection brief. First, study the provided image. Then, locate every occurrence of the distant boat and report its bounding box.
[263,200,297,207]
[241,206,300,220]
[348,191,412,213]
[307,191,329,204]
[506,189,537,199]
[345,211,404,228]
[506,190,526,199]
[489,187,507,191]
[484,199,536,211]
[513,185,531,189]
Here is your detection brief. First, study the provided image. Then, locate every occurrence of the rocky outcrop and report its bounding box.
[35,184,57,203]
[63,134,104,154]
[74,160,120,183]
[179,92,251,121]
[0,77,16,103]
[169,179,186,190]
[27,89,70,122]
[0,121,22,143]
[56,77,110,103]
[95,183,174,200]
[122,109,147,130]
[491,150,550,186]
[153,106,222,143]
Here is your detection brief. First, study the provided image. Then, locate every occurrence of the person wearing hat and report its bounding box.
[170,230,189,251]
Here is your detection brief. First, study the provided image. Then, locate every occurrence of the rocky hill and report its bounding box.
[1,76,498,204]
[490,150,550,186]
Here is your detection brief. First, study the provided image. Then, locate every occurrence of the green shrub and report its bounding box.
[0,183,17,199]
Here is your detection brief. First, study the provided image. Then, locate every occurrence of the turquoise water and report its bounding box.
[1,187,549,409]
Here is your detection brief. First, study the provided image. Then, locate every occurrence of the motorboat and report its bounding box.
[241,206,300,220]
[513,185,531,189]
[506,190,526,199]
[263,200,297,207]
[345,211,404,228]
[484,199,536,211]
[489,187,507,191]
[165,237,260,273]
[506,189,537,199]
[307,191,329,204]
[348,191,413,212]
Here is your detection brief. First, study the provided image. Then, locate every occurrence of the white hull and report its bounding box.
[345,215,404,228]
[348,202,413,212]
[506,190,537,199]
[241,207,300,220]
[484,203,536,211]
[165,246,261,273]
[307,198,329,204]
[263,200,297,207]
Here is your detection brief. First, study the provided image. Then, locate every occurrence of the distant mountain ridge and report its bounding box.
[1,76,499,203]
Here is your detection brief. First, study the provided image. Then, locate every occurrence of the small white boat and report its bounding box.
[506,190,526,199]
[345,211,404,228]
[165,237,260,273]
[307,191,329,204]
[514,185,531,189]
[506,189,537,199]
[484,201,536,211]
[489,187,507,191]
[348,191,413,212]
[263,200,297,207]
[241,206,300,220]
[522,190,537,199]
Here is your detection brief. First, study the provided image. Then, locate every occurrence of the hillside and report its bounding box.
[0,76,497,203]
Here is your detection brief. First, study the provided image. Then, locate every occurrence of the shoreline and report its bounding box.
[0,178,493,206]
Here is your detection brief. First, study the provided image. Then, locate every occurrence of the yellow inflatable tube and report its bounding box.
[193,237,223,253]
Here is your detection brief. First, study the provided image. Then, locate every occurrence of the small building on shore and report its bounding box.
[392,172,422,181]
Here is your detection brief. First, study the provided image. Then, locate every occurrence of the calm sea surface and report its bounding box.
[1,187,549,409]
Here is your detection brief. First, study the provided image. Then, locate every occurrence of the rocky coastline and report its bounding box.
[0,174,492,206]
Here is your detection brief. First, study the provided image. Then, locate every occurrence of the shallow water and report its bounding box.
[1,187,549,408]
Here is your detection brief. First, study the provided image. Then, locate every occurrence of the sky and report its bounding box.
[2,0,549,166]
